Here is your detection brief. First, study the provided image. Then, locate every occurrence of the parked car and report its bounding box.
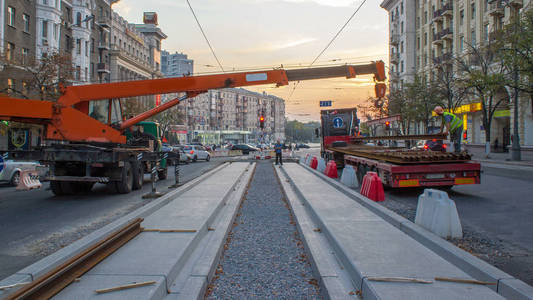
[184,145,210,162]
[297,143,310,149]
[230,144,259,155]
[412,139,446,152]
[0,158,40,186]
[175,146,192,164]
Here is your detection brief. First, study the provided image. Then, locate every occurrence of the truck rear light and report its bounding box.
[190,150,194,154]
[442,144,447,149]
[424,145,428,150]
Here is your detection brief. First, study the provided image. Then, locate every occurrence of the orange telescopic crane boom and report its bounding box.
[0,61,386,144]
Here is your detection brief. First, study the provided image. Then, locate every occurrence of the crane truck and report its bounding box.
[319,107,481,189]
[0,61,387,195]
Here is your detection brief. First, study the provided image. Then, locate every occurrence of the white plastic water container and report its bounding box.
[415,189,463,239]
[340,165,358,188]
[317,158,327,173]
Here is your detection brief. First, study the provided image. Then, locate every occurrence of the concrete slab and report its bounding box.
[1,163,230,285]
[498,278,533,300]
[53,274,167,300]
[361,278,504,300]
[283,163,504,299]
[294,162,533,299]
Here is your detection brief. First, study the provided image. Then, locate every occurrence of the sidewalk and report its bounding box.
[465,145,533,169]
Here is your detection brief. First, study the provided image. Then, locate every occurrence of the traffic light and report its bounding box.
[463,130,467,140]
[259,115,265,129]
[385,121,390,130]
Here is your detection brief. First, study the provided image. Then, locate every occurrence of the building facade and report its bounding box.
[381,0,533,151]
[35,0,62,58]
[109,11,166,115]
[178,88,285,145]
[161,50,193,77]
[1,0,36,96]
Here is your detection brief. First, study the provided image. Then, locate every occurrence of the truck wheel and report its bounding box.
[10,171,20,187]
[131,160,144,190]
[50,181,65,196]
[157,167,168,180]
[115,162,133,194]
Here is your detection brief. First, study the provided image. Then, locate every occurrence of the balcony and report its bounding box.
[96,16,111,28]
[489,0,504,16]
[389,71,400,82]
[390,52,399,64]
[509,0,523,8]
[97,63,110,73]
[390,34,400,45]
[432,52,453,65]
[97,42,110,51]
[433,32,443,44]
[441,27,453,40]
[442,3,453,16]
[433,9,443,22]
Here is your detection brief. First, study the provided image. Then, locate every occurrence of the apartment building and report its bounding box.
[109,11,166,115]
[161,50,193,78]
[179,88,285,145]
[381,0,533,150]
[1,0,36,96]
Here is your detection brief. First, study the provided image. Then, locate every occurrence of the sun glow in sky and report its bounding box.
[113,0,388,121]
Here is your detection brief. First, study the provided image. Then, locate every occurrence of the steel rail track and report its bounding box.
[4,218,143,300]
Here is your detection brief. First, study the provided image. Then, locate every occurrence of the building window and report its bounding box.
[460,10,464,26]
[54,23,59,40]
[401,1,404,14]
[7,7,15,27]
[6,43,15,61]
[90,63,94,79]
[91,38,95,53]
[76,12,81,26]
[22,48,29,65]
[76,66,81,81]
[7,79,14,91]
[471,29,476,45]
[77,39,81,54]
[42,20,48,38]
[85,67,88,81]
[460,36,464,51]
[401,61,404,73]
[417,37,420,50]
[471,2,476,20]
[85,41,89,56]
[401,41,404,53]
[43,0,48,4]
[23,14,30,33]
[401,21,404,33]
[484,24,489,43]
[66,35,72,51]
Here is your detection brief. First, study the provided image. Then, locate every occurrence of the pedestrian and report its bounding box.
[274,139,283,165]
[434,106,463,153]
[494,138,499,152]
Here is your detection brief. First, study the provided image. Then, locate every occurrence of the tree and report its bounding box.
[456,42,507,156]
[404,74,441,133]
[285,120,320,143]
[150,106,185,143]
[433,60,468,113]
[0,51,75,101]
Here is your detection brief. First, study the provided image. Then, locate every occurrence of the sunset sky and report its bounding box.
[113,0,389,122]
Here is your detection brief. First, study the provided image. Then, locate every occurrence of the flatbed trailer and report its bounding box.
[320,108,481,189]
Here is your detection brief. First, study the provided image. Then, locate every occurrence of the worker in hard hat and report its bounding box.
[434,106,463,153]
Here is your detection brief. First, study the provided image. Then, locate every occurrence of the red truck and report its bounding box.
[320,107,481,189]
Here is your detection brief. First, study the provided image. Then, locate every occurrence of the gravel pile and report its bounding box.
[206,162,321,299]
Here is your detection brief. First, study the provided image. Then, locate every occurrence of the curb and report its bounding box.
[297,161,533,300]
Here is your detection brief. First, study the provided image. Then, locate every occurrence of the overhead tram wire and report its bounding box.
[287,0,368,101]
[186,0,225,73]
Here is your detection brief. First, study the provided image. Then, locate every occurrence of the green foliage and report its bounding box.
[285,120,320,143]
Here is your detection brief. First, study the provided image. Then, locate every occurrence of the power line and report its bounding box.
[186,0,225,73]
[287,0,368,101]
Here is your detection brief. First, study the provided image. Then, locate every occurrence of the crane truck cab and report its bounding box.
[320,107,360,161]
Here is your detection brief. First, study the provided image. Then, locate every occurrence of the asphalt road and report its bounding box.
[0,159,223,281]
